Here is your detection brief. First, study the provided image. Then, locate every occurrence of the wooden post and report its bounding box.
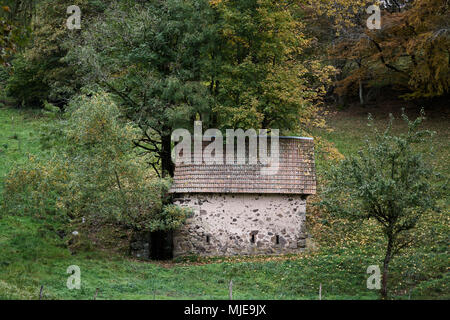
[319,283,322,300]
[39,285,44,300]
[93,288,99,300]
[229,280,233,300]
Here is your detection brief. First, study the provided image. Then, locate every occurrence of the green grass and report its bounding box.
[0,214,446,300]
[0,106,448,300]
[0,215,382,300]
[315,107,450,175]
[313,106,449,212]
[0,107,44,193]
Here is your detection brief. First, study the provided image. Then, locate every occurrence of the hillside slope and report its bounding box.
[0,106,448,300]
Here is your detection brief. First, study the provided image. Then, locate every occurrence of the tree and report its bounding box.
[313,0,450,101]
[307,0,382,105]
[4,0,114,107]
[320,110,440,299]
[68,0,215,177]
[211,0,334,131]
[69,0,334,177]
[2,91,192,236]
[0,5,15,65]
[0,1,35,65]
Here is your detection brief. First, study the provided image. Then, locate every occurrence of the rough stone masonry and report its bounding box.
[173,193,307,256]
[170,136,316,257]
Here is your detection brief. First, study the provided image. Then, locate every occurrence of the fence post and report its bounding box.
[229,280,233,300]
[319,283,322,300]
[39,285,44,300]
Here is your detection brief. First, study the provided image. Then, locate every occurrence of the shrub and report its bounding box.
[1,156,70,220]
[320,110,441,299]
[1,91,191,242]
[5,54,50,108]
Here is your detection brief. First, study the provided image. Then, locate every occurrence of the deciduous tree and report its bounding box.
[320,111,440,299]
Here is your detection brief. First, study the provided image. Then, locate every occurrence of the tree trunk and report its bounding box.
[381,237,393,299]
[359,79,365,106]
[161,132,174,178]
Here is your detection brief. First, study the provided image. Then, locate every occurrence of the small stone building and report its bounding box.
[169,137,316,257]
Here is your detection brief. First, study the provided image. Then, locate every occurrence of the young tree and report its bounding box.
[320,110,440,299]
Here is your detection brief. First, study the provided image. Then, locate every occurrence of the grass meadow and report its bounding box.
[0,104,448,300]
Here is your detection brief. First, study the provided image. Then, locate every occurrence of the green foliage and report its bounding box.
[5,54,50,107]
[68,0,216,176]
[2,0,116,107]
[320,110,442,298]
[321,111,439,234]
[0,0,448,301]
[150,204,194,232]
[2,156,70,220]
[0,104,447,300]
[67,0,334,176]
[211,0,333,131]
[1,91,191,236]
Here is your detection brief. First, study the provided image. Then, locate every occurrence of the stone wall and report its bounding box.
[130,232,151,260]
[173,193,308,257]
[130,231,174,260]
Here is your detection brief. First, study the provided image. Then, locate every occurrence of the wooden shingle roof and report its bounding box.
[170,137,316,195]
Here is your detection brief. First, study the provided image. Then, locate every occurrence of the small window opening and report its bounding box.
[250,234,255,244]
[206,235,210,244]
[275,235,280,245]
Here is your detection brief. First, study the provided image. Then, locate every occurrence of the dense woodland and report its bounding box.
[0,0,448,300]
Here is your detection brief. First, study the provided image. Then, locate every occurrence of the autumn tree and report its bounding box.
[0,1,35,65]
[312,0,450,102]
[320,111,440,299]
[394,0,450,99]
[211,0,334,131]
[0,6,15,65]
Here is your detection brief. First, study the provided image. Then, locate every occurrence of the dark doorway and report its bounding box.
[150,231,173,260]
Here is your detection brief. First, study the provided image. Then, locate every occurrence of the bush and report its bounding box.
[5,54,50,108]
[319,110,441,298]
[1,156,70,220]
[1,91,191,241]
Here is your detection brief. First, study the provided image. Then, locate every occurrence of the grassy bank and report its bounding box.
[0,108,43,193]
[0,105,448,300]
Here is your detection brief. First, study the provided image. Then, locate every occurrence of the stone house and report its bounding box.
[169,136,316,257]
